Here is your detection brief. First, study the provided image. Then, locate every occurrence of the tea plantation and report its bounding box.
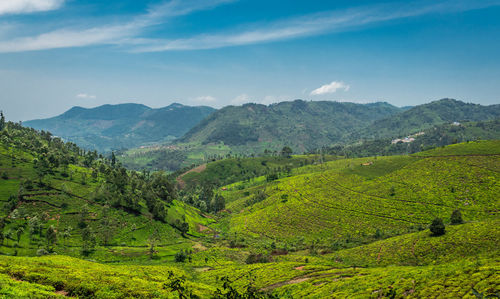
[0,119,498,298]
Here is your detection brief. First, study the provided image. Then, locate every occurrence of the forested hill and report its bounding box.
[24,103,215,152]
[0,116,211,261]
[179,100,403,152]
[351,98,500,141]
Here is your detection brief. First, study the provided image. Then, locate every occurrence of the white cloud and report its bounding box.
[231,94,251,105]
[131,0,500,52]
[76,93,96,99]
[0,0,234,53]
[194,95,216,102]
[0,0,64,15]
[0,0,499,53]
[311,81,350,96]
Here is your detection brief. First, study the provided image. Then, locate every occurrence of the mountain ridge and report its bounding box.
[179,99,404,152]
[24,102,216,152]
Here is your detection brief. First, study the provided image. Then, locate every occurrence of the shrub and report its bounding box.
[429,218,446,236]
[245,253,271,264]
[36,248,49,256]
[174,250,187,263]
[450,209,464,225]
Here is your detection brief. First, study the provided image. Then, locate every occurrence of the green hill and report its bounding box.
[119,99,500,173]
[220,141,499,247]
[351,98,500,141]
[24,103,215,152]
[0,120,213,263]
[1,114,499,298]
[179,100,403,153]
[324,119,500,157]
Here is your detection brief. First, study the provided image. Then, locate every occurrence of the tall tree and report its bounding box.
[0,111,5,131]
[46,225,57,251]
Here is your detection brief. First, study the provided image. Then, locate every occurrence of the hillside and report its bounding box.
[119,99,500,173]
[24,103,215,152]
[0,120,213,263]
[218,141,500,247]
[350,98,500,141]
[1,116,499,298]
[179,100,403,153]
[324,119,500,157]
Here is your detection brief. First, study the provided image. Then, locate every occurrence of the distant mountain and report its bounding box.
[24,103,216,152]
[350,98,500,141]
[179,100,404,153]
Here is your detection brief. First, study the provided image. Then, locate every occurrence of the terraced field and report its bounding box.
[226,141,500,246]
[0,133,214,262]
[1,126,499,298]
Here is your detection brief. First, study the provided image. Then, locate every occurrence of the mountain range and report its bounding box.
[179,100,404,153]
[23,99,500,171]
[24,103,215,152]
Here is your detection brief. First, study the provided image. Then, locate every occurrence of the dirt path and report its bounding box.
[176,164,207,189]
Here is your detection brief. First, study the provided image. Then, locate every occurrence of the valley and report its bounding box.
[0,114,498,298]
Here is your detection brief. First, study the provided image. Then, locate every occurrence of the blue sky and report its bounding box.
[0,0,499,121]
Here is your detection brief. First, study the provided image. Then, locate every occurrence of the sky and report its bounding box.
[0,0,499,121]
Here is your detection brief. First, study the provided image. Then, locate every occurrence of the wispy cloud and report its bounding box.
[231,94,251,105]
[311,81,350,96]
[0,0,234,53]
[76,93,96,99]
[131,0,500,52]
[0,0,499,53]
[0,0,64,15]
[194,95,216,102]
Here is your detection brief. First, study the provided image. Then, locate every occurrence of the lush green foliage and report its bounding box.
[180,100,403,153]
[350,98,500,141]
[0,120,213,263]
[1,116,499,298]
[323,119,500,158]
[223,141,499,246]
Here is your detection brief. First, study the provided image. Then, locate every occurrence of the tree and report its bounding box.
[174,250,187,262]
[46,225,57,251]
[33,156,50,185]
[81,227,96,255]
[111,152,116,167]
[429,218,445,236]
[16,226,24,243]
[211,194,225,213]
[450,209,463,225]
[148,230,160,259]
[281,146,293,158]
[100,207,114,246]
[0,111,5,131]
[0,221,4,245]
[175,219,189,237]
[78,205,89,229]
[61,227,72,246]
[28,216,42,240]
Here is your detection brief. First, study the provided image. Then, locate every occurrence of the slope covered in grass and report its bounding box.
[331,219,500,267]
[225,141,500,247]
[0,121,213,263]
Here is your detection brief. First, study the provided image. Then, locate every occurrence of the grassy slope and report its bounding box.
[181,154,337,188]
[224,141,499,246]
[1,140,499,298]
[0,139,213,263]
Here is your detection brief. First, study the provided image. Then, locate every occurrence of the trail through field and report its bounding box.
[176,164,207,188]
